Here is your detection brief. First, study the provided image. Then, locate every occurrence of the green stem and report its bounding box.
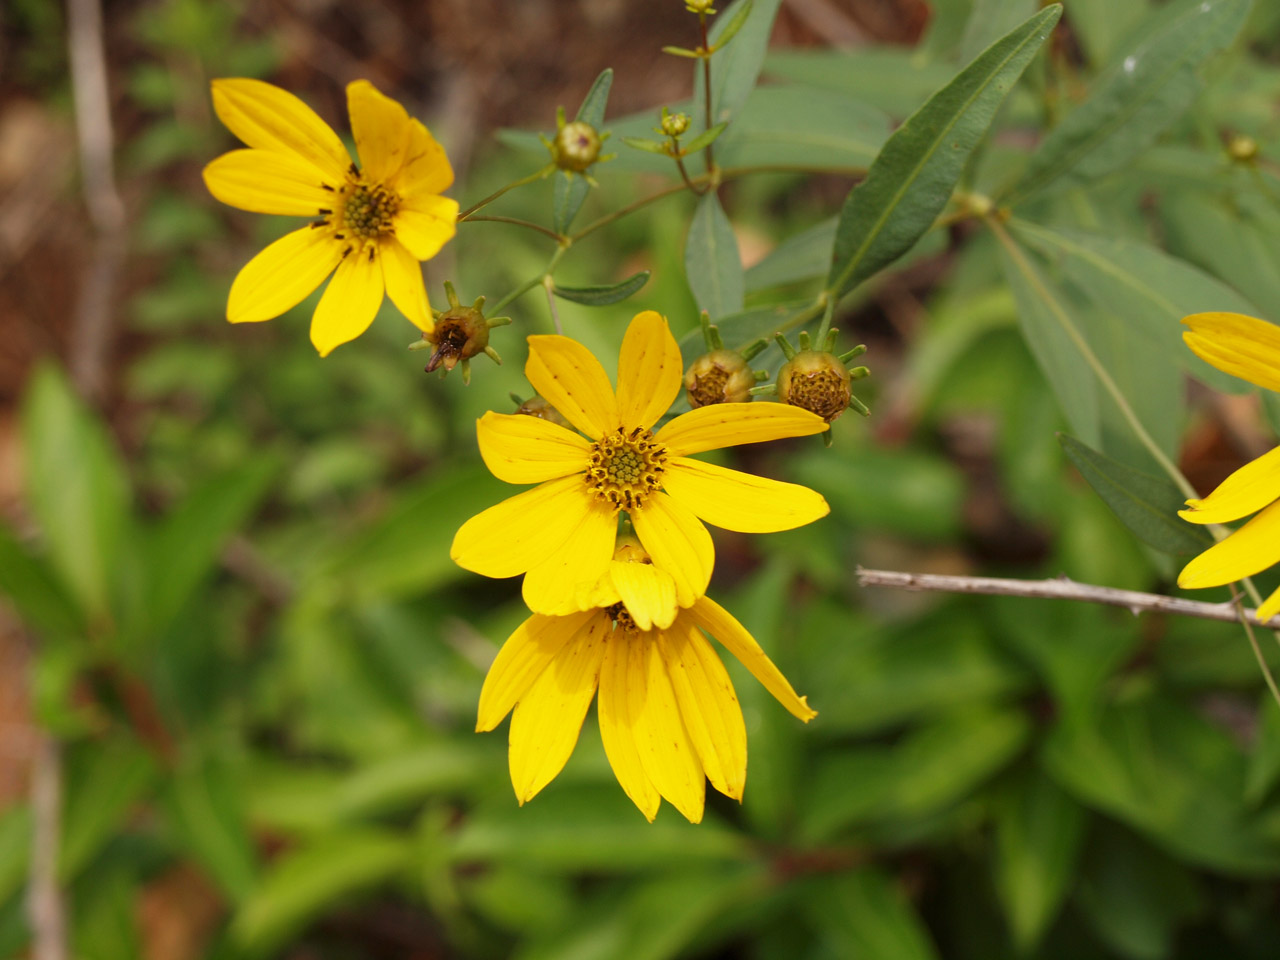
[1232,584,1280,709]
[675,153,707,196]
[543,276,562,334]
[699,12,715,174]
[459,215,564,242]
[458,165,554,219]
[814,292,836,346]
[488,243,571,318]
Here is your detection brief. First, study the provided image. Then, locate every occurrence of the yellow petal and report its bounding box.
[657,402,828,456]
[631,628,705,823]
[689,596,817,722]
[477,611,595,732]
[451,476,592,579]
[203,149,335,216]
[526,335,621,440]
[1178,445,1280,525]
[598,632,661,821]
[310,246,385,357]
[615,311,683,431]
[509,613,609,804]
[657,616,747,801]
[662,457,829,533]
[631,492,714,608]
[1183,312,1280,393]
[476,411,592,485]
[521,501,617,615]
[380,237,432,332]
[609,560,678,631]
[227,226,342,324]
[210,78,349,182]
[393,195,458,261]
[347,80,412,184]
[1257,584,1280,624]
[392,118,454,199]
[1178,498,1280,589]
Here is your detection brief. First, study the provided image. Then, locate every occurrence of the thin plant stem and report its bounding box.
[459,215,564,242]
[1230,583,1280,709]
[675,154,708,196]
[488,243,571,318]
[458,164,554,219]
[814,292,836,346]
[699,13,715,173]
[543,276,562,334]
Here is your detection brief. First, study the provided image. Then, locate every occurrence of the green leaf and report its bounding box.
[711,0,754,52]
[764,48,957,119]
[232,828,412,955]
[0,806,32,904]
[802,707,1032,841]
[997,234,1101,446]
[60,738,157,880]
[552,270,650,306]
[745,218,837,293]
[72,866,142,960]
[993,773,1087,952]
[1010,220,1260,395]
[146,457,278,637]
[162,748,258,902]
[716,85,889,171]
[21,363,132,621]
[1058,434,1210,555]
[803,869,940,960]
[621,136,669,155]
[681,121,727,155]
[826,6,1062,299]
[704,0,779,126]
[0,523,83,638]
[960,0,1037,65]
[1248,693,1280,805]
[552,68,612,233]
[450,786,748,871]
[685,190,744,320]
[1006,0,1251,203]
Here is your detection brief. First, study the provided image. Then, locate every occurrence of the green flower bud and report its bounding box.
[684,349,755,408]
[662,111,691,138]
[553,120,602,174]
[773,329,870,427]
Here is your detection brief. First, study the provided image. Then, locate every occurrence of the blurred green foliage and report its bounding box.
[6,0,1280,957]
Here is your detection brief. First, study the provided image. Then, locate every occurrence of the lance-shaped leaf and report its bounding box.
[685,190,744,320]
[1006,0,1250,204]
[553,271,650,306]
[693,0,780,128]
[1059,434,1211,556]
[826,5,1062,300]
[553,69,613,234]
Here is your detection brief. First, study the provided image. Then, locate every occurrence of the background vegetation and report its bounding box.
[4,0,1280,957]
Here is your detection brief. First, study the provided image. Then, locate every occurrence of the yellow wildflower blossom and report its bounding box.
[451,310,831,615]
[1179,312,1280,619]
[477,541,816,822]
[203,78,458,356]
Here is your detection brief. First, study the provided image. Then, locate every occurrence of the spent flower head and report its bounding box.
[772,329,870,434]
[203,78,457,356]
[684,312,768,408]
[409,281,507,384]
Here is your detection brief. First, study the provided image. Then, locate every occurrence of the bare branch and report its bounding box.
[27,735,66,960]
[855,566,1280,628]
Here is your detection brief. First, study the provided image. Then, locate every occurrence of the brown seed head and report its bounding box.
[424,305,489,373]
[684,349,755,408]
[777,350,852,422]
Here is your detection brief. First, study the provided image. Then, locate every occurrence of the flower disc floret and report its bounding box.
[586,428,667,511]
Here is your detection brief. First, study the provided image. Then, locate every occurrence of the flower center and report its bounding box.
[606,602,638,634]
[340,180,399,241]
[585,428,666,512]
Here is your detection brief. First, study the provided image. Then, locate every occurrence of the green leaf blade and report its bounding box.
[1058,434,1212,555]
[685,191,744,320]
[826,5,1062,299]
[553,271,650,306]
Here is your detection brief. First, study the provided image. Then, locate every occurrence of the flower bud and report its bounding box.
[685,0,716,12]
[553,120,602,174]
[662,111,691,138]
[1228,134,1259,164]
[685,349,755,408]
[514,393,571,429]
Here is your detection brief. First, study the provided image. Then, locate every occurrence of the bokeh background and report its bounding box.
[5,0,1280,957]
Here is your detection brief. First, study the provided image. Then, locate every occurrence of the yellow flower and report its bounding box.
[203,78,458,356]
[1178,312,1280,619]
[451,310,831,615]
[476,541,816,822]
